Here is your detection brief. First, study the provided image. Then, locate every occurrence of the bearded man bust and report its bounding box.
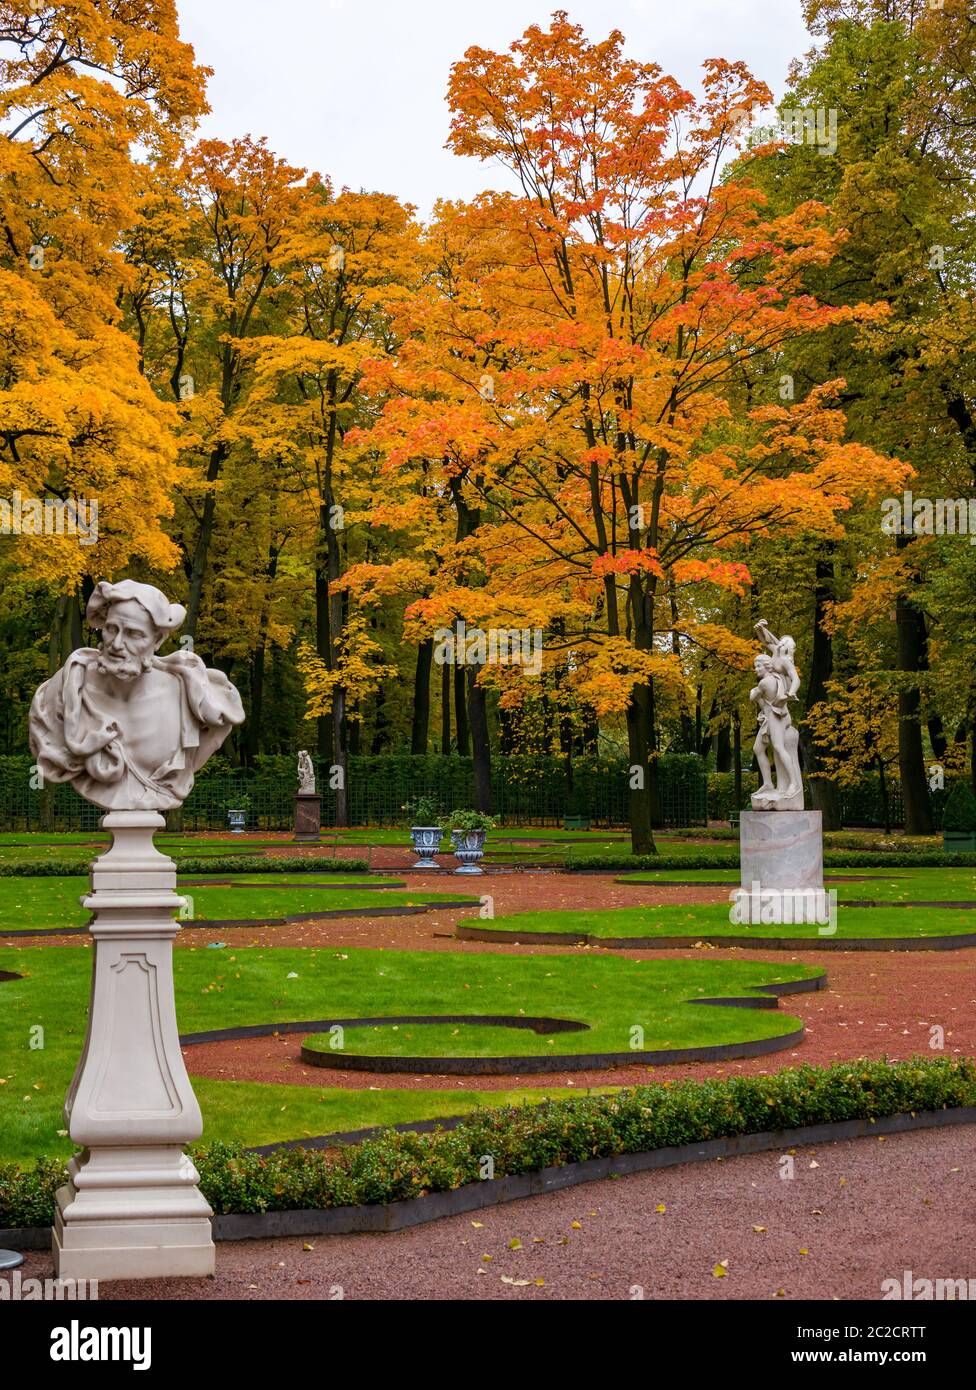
[29,579,245,811]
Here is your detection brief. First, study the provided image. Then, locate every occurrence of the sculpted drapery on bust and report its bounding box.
[29,580,245,811]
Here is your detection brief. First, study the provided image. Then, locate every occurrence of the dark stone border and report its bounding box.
[455,923,976,953]
[0,898,481,939]
[6,1105,974,1250]
[180,879,408,891]
[180,1012,588,1047]
[301,1028,807,1075]
[179,973,820,1070]
[611,875,913,887]
[291,974,820,1074]
[844,900,976,909]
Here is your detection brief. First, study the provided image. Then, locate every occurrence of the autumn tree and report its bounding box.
[0,0,207,654]
[360,14,906,850]
[745,0,976,830]
[240,188,423,814]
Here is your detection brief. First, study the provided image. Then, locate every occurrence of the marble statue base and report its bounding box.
[733,809,826,925]
[293,793,321,842]
[53,812,214,1282]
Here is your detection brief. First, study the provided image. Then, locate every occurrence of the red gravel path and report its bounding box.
[17,1124,976,1300]
[12,870,729,948]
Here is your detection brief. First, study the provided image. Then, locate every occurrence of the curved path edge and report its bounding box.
[455,923,976,952]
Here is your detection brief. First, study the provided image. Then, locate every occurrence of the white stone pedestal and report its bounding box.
[53,811,215,1281]
[733,809,827,926]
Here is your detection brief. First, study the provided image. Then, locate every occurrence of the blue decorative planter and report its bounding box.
[451,829,487,874]
[227,810,246,834]
[410,826,443,869]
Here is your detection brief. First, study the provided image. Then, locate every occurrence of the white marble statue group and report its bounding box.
[749,619,804,811]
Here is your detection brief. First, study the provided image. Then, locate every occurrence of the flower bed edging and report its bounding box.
[455,923,976,952]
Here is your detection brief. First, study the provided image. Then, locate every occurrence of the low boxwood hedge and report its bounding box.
[573,851,976,872]
[0,855,370,878]
[3,1057,974,1227]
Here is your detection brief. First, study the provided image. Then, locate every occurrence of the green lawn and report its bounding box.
[0,874,473,934]
[618,867,976,902]
[0,945,819,1163]
[461,901,976,941]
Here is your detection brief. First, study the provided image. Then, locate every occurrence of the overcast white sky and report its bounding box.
[176,1,813,215]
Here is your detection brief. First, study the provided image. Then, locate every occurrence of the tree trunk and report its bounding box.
[799,555,842,829]
[243,546,279,767]
[733,710,742,816]
[877,756,891,836]
[184,441,228,642]
[454,661,470,756]
[440,662,451,754]
[647,677,662,831]
[716,720,732,773]
[411,639,433,754]
[626,692,653,854]
[895,536,934,834]
[314,560,332,762]
[245,645,265,768]
[467,666,491,812]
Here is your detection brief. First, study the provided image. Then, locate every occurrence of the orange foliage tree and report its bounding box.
[0,0,207,643]
[358,13,907,849]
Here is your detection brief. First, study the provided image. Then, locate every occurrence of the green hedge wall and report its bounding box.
[0,752,708,831]
[0,750,946,832]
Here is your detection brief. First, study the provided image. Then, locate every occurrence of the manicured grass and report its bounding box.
[189,1079,581,1151]
[0,875,472,933]
[461,901,976,940]
[619,867,976,901]
[0,945,818,1163]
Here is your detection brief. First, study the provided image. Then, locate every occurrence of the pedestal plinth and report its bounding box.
[293,793,321,842]
[53,811,214,1281]
[734,809,827,926]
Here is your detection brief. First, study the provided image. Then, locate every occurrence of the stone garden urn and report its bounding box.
[410,826,443,869]
[451,828,487,874]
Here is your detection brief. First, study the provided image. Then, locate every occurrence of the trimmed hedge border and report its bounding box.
[3,1057,976,1243]
[571,852,976,873]
[5,850,975,877]
[0,855,371,878]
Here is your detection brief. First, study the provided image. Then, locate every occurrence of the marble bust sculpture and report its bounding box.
[29,579,244,811]
[749,620,804,811]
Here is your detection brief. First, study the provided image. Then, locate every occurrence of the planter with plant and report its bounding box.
[403,795,445,869]
[942,781,976,854]
[225,793,251,834]
[446,809,496,874]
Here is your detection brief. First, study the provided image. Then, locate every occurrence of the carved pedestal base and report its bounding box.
[293,793,321,842]
[54,811,214,1282]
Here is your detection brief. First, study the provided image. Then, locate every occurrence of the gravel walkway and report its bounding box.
[17,1124,976,1300]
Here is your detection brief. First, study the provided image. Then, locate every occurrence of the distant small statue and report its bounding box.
[29,580,244,811]
[750,619,804,811]
[297,749,316,795]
